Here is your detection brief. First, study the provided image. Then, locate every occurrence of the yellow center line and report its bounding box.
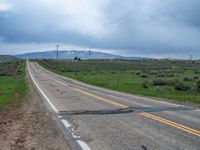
[140,112,200,136]
[43,74,70,88]
[75,88,128,109]
[42,73,200,137]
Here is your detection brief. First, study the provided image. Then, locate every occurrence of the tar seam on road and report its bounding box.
[41,67,200,138]
[27,62,91,150]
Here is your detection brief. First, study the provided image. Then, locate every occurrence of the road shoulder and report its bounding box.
[0,68,71,150]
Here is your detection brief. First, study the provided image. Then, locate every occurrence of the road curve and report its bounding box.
[28,61,200,150]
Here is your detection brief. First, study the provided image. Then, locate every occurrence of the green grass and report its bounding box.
[39,60,200,104]
[0,61,27,111]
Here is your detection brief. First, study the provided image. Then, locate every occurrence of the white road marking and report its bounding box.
[58,115,63,119]
[61,119,71,128]
[61,119,81,139]
[27,61,91,150]
[27,62,59,114]
[61,119,91,150]
[77,140,91,150]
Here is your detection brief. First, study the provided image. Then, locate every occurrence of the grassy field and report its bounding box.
[0,55,17,61]
[0,60,27,111]
[38,59,200,104]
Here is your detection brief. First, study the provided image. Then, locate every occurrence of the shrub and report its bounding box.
[183,77,193,81]
[165,79,179,86]
[143,80,148,88]
[140,74,148,78]
[136,72,141,75]
[153,78,178,86]
[166,74,175,77]
[149,71,158,75]
[157,74,166,77]
[0,61,19,76]
[197,80,200,92]
[174,81,190,91]
[60,69,65,72]
[153,78,166,86]
[193,76,199,80]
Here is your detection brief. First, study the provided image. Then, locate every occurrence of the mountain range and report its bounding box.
[16,50,149,60]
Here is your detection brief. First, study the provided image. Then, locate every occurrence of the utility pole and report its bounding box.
[56,44,60,61]
[55,44,61,70]
[190,54,193,61]
[89,50,91,60]
[42,51,44,60]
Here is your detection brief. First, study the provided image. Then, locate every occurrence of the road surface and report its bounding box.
[28,61,200,150]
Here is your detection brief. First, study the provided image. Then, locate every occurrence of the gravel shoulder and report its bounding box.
[0,69,71,150]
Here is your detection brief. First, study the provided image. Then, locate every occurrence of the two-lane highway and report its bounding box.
[28,61,200,150]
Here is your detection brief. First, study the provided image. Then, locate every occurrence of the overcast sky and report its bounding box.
[0,0,200,59]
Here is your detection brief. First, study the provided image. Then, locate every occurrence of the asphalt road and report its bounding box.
[28,61,200,150]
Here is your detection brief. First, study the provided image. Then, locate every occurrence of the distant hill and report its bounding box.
[16,50,148,60]
[0,55,17,61]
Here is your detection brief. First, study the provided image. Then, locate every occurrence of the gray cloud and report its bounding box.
[0,0,200,58]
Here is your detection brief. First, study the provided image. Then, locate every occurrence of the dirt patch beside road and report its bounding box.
[0,71,71,150]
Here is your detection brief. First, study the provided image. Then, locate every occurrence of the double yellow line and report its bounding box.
[141,112,200,137]
[42,72,200,137]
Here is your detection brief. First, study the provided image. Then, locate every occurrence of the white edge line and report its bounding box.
[77,140,91,150]
[61,119,91,150]
[27,61,91,150]
[27,61,59,113]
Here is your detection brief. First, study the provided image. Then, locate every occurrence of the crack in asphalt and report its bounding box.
[59,106,194,116]
[59,107,135,116]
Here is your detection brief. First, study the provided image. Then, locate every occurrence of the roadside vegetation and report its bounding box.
[38,59,200,104]
[0,60,27,111]
[0,55,17,61]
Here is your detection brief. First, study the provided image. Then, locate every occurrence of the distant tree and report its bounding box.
[74,57,81,61]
